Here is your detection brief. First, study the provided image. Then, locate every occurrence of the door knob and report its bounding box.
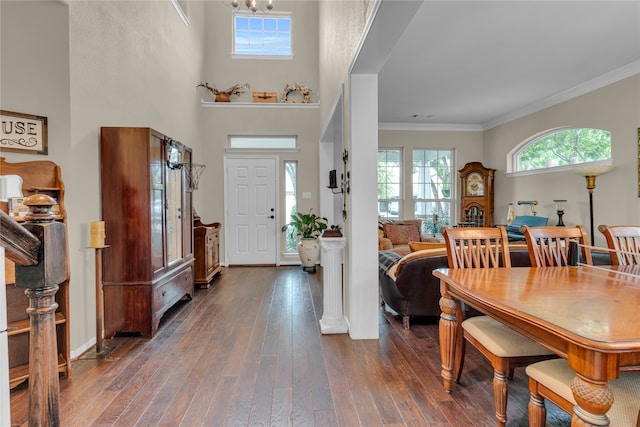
[268,215,275,219]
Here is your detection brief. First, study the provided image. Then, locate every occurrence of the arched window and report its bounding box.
[511,127,611,173]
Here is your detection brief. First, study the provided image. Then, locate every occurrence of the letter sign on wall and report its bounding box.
[1,110,48,155]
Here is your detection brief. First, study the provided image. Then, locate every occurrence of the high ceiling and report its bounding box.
[363,1,640,130]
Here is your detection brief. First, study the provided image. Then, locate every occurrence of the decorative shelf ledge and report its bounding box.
[201,101,320,109]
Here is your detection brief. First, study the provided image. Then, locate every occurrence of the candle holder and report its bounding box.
[553,199,567,227]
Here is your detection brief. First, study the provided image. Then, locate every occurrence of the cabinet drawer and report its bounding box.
[153,267,193,313]
[206,233,216,245]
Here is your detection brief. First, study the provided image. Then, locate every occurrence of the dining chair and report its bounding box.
[526,359,640,426]
[521,224,592,267]
[522,225,614,425]
[441,226,555,427]
[598,224,640,265]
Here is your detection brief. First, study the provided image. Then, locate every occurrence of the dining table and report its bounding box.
[433,264,640,427]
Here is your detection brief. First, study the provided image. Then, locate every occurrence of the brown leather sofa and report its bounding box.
[379,247,612,329]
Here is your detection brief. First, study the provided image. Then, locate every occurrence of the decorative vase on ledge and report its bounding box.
[215,93,230,102]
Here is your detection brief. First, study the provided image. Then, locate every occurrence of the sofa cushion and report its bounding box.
[409,241,446,252]
[384,223,420,245]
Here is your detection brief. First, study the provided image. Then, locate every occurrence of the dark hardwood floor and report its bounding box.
[9,266,570,426]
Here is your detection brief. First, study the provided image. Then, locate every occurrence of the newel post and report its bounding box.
[15,194,67,427]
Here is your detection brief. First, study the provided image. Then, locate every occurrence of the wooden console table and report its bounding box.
[193,216,221,288]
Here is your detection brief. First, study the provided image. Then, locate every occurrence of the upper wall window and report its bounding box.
[512,127,611,173]
[233,12,292,58]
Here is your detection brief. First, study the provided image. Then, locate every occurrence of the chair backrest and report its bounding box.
[522,225,592,267]
[598,224,640,266]
[442,226,510,269]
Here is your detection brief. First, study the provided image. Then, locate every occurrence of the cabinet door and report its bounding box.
[166,166,183,265]
[150,133,165,273]
[182,148,193,259]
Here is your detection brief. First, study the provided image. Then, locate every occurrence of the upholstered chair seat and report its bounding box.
[526,359,640,426]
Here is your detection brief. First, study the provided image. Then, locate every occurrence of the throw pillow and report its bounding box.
[384,223,420,245]
[408,241,446,252]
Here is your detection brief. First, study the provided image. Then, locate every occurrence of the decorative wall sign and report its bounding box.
[0,110,48,155]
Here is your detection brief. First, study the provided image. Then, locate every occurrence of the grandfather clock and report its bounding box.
[459,162,495,227]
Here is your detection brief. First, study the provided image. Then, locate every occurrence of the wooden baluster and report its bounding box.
[14,194,67,427]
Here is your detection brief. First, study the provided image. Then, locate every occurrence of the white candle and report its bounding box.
[90,221,106,248]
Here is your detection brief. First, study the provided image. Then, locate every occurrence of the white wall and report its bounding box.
[484,74,640,247]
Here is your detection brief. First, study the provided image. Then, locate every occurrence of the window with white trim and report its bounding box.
[377,149,402,220]
[283,161,297,252]
[233,12,292,57]
[513,127,611,172]
[413,149,453,234]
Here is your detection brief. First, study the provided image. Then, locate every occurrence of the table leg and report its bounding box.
[439,292,459,393]
[570,373,614,426]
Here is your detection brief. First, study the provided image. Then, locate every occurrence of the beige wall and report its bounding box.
[199,1,321,259]
[1,0,207,354]
[484,74,640,247]
[318,0,375,127]
[2,0,637,352]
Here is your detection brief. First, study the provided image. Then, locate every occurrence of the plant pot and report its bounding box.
[215,93,230,102]
[297,237,320,268]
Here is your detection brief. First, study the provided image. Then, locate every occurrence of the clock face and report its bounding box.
[466,172,484,196]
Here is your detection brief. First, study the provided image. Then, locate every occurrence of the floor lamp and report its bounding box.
[572,165,613,245]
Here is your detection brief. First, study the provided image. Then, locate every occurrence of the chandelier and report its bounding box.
[231,0,273,13]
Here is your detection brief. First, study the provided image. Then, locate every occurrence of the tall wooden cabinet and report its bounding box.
[459,162,495,227]
[1,157,71,389]
[100,127,194,338]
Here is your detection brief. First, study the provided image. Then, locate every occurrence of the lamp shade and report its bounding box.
[571,164,613,177]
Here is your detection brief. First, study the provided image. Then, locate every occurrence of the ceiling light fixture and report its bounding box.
[230,0,273,12]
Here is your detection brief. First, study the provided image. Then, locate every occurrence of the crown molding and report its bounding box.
[483,61,640,130]
[378,122,482,132]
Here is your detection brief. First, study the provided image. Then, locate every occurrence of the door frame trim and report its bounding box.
[223,154,280,266]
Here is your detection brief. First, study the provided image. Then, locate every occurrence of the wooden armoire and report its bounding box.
[100,127,194,338]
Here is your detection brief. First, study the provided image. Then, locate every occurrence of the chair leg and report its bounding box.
[493,370,508,427]
[528,392,546,427]
[402,315,410,330]
[453,335,466,383]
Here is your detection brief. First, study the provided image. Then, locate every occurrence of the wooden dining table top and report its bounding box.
[433,264,640,426]
[433,265,640,352]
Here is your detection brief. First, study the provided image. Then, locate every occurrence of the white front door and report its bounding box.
[225,156,278,265]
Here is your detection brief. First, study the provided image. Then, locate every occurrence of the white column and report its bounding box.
[318,237,348,334]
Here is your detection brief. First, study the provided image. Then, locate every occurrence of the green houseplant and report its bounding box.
[282,210,328,270]
[281,209,328,239]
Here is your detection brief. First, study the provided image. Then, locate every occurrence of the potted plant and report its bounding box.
[282,209,328,270]
[197,82,250,102]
